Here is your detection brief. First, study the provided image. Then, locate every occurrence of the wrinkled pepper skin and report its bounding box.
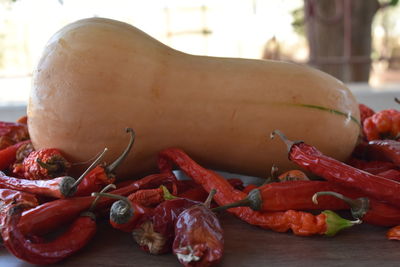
[173,204,223,267]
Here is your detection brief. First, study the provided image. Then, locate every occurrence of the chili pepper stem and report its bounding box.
[106,128,135,174]
[161,185,176,200]
[212,188,262,212]
[91,192,133,224]
[204,189,216,208]
[66,148,108,195]
[313,191,370,220]
[36,158,60,172]
[270,130,301,152]
[262,164,280,185]
[323,210,362,237]
[89,184,117,211]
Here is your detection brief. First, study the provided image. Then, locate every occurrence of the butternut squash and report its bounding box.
[28,17,360,179]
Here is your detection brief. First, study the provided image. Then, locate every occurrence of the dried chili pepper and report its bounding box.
[16,115,28,125]
[0,148,107,199]
[271,129,400,209]
[0,121,29,150]
[0,140,31,171]
[158,148,359,236]
[363,109,400,141]
[376,169,400,182]
[277,169,309,182]
[362,139,400,166]
[132,197,200,254]
[18,173,177,236]
[13,148,71,180]
[346,157,396,174]
[74,128,136,197]
[313,191,400,227]
[359,103,375,126]
[0,184,113,265]
[173,189,223,267]
[387,225,400,240]
[242,184,258,194]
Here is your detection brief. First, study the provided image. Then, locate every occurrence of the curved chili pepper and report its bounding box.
[158,148,359,236]
[173,190,223,267]
[74,128,136,197]
[18,173,177,235]
[132,198,200,254]
[14,148,71,180]
[0,149,106,199]
[0,140,31,171]
[313,191,400,227]
[362,139,400,166]
[271,130,400,209]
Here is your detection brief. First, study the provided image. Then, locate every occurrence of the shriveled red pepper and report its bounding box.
[74,128,136,197]
[13,148,71,180]
[312,191,400,227]
[376,169,400,182]
[0,140,31,171]
[277,169,309,182]
[132,198,200,254]
[2,203,97,264]
[0,149,106,199]
[158,148,358,237]
[18,173,177,236]
[387,225,400,240]
[271,130,400,209]
[0,121,29,150]
[16,115,28,125]
[173,190,223,267]
[363,109,400,141]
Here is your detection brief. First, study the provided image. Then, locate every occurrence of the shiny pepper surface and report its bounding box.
[173,204,223,267]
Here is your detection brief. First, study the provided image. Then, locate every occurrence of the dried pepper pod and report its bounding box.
[18,173,177,236]
[0,121,29,149]
[387,225,400,240]
[173,190,223,267]
[158,148,359,237]
[0,185,114,265]
[74,128,136,197]
[362,139,400,166]
[13,148,71,180]
[363,109,400,141]
[0,148,107,199]
[132,198,200,254]
[359,103,375,126]
[0,140,31,171]
[271,130,400,209]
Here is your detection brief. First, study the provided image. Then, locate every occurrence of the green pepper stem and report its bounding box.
[36,158,59,172]
[212,188,262,212]
[313,191,370,220]
[323,210,362,237]
[106,128,135,174]
[161,185,176,200]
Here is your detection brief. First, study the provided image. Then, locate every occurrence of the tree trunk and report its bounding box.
[305,0,380,82]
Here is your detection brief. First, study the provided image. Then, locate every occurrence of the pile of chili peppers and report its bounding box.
[2,102,400,266]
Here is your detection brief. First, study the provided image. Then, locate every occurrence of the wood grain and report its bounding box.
[1,211,400,267]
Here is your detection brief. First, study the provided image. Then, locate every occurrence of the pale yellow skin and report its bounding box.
[28,18,360,179]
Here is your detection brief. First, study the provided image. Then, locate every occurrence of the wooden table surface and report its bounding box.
[1,211,400,267]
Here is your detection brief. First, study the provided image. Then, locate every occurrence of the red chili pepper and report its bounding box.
[242,184,258,194]
[0,121,29,150]
[277,169,309,182]
[376,169,400,182]
[345,158,396,175]
[387,225,400,240]
[359,103,375,126]
[363,109,400,141]
[16,115,28,125]
[13,148,71,180]
[132,198,200,254]
[312,191,400,227]
[173,190,223,267]
[74,128,136,197]
[271,130,400,209]
[18,173,177,235]
[361,139,400,166]
[158,148,358,237]
[0,140,31,171]
[2,203,98,264]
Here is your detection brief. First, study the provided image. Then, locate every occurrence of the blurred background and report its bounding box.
[1,0,400,114]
